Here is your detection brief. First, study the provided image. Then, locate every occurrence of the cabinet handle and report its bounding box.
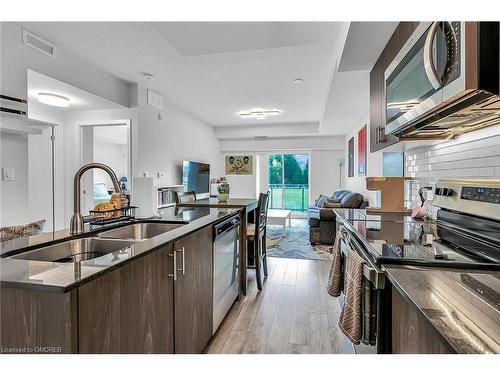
[176,246,185,275]
[168,252,177,281]
[375,126,380,144]
[379,126,386,142]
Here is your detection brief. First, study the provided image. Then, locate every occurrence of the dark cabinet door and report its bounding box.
[173,225,213,353]
[78,245,174,353]
[370,22,420,152]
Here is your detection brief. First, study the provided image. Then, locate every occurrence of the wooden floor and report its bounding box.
[205,257,353,354]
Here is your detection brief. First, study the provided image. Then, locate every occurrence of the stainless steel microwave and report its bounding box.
[384,22,500,140]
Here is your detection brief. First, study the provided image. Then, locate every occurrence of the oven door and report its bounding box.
[339,228,390,354]
[385,22,463,136]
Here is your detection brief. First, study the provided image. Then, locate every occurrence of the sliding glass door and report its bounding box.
[268,154,309,212]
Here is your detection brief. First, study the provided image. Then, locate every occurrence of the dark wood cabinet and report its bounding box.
[78,244,175,353]
[173,225,213,353]
[370,22,420,152]
[391,288,454,354]
[1,226,215,354]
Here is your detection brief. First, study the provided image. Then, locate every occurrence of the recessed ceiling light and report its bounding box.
[293,78,304,84]
[143,73,154,81]
[38,92,70,108]
[238,109,281,120]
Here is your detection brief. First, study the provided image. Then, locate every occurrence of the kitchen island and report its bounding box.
[0,206,239,354]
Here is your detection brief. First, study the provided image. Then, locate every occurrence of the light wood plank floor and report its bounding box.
[205,257,354,354]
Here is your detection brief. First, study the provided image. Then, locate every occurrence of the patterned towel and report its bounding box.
[326,230,344,296]
[338,249,364,345]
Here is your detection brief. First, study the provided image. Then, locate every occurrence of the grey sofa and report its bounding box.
[308,190,368,245]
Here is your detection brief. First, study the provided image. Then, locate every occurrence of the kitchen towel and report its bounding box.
[338,248,364,345]
[326,230,344,297]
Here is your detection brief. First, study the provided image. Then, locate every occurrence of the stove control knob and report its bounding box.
[442,188,454,196]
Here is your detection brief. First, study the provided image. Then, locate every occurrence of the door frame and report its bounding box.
[79,119,132,212]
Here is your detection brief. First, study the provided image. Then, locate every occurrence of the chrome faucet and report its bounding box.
[70,162,122,234]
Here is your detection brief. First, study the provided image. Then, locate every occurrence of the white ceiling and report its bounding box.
[19,22,341,127]
[27,70,123,112]
[154,22,342,56]
[19,21,399,137]
[338,22,398,71]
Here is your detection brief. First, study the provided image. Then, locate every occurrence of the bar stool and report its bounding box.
[247,192,270,291]
[173,191,197,204]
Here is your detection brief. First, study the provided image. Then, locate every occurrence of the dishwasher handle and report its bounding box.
[214,216,241,239]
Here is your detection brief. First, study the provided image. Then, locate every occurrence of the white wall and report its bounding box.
[0,133,29,226]
[310,150,345,201]
[1,22,134,230]
[221,153,258,199]
[223,150,346,203]
[405,124,500,218]
[136,82,222,188]
[219,135,344,153]
[344,114,383,206]
[61,108,137,223]
[93,140,128,188]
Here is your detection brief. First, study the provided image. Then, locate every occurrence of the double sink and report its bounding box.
[12,223,184,263]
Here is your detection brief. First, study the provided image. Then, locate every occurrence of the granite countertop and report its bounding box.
[0,207,238,293]
[384,265,500,354]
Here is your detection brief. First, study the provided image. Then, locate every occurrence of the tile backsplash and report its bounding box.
[405,129,500,218]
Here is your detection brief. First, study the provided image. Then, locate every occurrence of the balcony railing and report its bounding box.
[269,184,309,212]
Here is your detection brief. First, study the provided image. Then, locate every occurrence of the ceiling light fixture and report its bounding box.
[238,109,281,120]
[38,92,70,108]
[293,78,304,84]
[143,73,154,81]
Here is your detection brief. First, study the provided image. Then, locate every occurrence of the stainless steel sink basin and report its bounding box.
[12,238,136,263]
[97,222,184,241]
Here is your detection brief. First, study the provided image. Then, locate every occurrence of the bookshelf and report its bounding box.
[132,177,184,217]
[157,184,183,208]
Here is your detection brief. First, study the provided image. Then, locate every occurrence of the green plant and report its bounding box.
[217,183,230,194]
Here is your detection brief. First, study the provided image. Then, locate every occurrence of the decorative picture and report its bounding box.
[348,137,354,177]
[358,125,367,176]
[225,155,253,175]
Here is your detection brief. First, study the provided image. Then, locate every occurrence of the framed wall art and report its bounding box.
[358,125,367,176]
[225,155,253,175]
[348,137,354,177]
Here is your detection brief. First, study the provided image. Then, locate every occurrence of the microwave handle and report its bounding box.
[424,21,458,89]
[423,22,442,90]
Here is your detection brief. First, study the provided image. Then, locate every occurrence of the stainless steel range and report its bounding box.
[335,179,500,354]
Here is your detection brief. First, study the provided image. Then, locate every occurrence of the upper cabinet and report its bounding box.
[370,22,420,152]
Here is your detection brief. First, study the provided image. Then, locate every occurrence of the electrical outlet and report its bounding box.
[2,167,14,181]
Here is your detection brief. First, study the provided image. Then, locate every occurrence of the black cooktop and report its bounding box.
[339,209,500,269]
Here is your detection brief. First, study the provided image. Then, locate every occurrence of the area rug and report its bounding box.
[266,218,332,261]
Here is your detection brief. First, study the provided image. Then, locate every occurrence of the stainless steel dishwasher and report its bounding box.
[213,215,240,333]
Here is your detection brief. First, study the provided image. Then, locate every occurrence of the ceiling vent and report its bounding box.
[22,30,56,58]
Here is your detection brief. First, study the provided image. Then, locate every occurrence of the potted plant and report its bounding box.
[215,177,230,202]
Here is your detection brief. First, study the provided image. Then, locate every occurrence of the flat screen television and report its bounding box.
[182,161,210,195]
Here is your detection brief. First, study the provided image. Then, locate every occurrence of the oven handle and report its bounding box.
[342,230,385,289]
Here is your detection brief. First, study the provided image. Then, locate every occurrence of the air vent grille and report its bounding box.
[22,30,56,57]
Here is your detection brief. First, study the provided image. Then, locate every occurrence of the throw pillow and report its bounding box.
[323,202,342,208]
[316,195,328,208]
